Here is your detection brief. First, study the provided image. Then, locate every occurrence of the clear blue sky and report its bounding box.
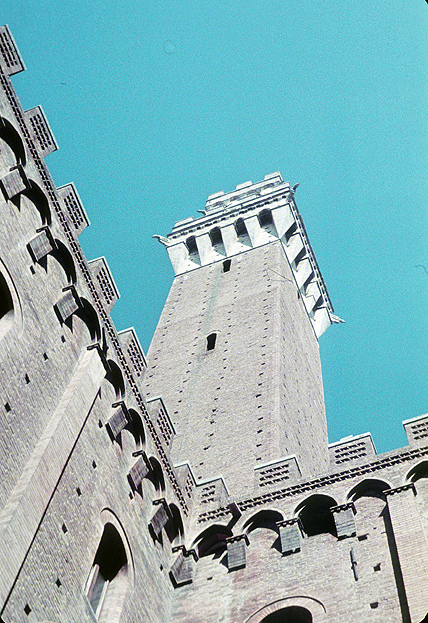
[4,0,428,453]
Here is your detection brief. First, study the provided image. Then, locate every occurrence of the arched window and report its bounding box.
[0,271,14,338]
[260,606,312,623]
[206,333,217,351]
[193,524,233,558]
[209,227,222,245]
[0,116,26,166]
[258,209,278,237]
[147,456,166,493]
[0,272,13,322]
[86,524,128,622]
[243,509,283,535]
[185,235,201,265]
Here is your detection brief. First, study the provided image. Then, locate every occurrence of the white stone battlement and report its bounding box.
[156,173,335,337]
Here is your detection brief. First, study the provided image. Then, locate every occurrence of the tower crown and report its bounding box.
[158,172,334,338]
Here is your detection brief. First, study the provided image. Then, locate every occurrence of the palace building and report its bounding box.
[0,25,428,623]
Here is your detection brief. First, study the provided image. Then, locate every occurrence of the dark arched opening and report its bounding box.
[235,218,248,237]
[166,503,184,544]
[0,116,26,165]
[209,227,226,255]
[296,495,337,537]
[147,456,165,493]
[194,524,233,558]
[258,209,273,227]
[347,479,390,502]
[105,359,125,399]
[243,509,283,535]
[86,523,128,621]
[0,272,13,322]
[260,606,312,623]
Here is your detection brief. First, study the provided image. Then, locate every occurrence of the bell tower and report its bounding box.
[144,172,336,497]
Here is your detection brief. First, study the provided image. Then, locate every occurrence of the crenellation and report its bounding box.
[57,183,90,236]
[23,105,58,158]
[88,256,120,312]
[0,25,25,76]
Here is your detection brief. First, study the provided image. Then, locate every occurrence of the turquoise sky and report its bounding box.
[3,0,428,453]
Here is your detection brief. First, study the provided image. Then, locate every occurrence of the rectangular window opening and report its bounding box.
[222,259,232,273]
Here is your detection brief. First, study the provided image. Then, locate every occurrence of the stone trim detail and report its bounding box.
[277,518,302,554]
[27,227,56,262]
[0,165,27,199]
[226,534,249,571]
[332,503,356,539]
[385,483,416,497]
[149,499,171,539]
[170,546,198,587]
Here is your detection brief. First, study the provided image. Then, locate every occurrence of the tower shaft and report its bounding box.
[145,173,334,496]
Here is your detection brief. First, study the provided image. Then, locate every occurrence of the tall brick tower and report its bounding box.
[145,173,337,496]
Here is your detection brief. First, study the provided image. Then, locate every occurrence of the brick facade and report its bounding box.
[0,26,428,623]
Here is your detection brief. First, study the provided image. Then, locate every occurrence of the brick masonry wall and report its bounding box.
[144,241,328,498]
[0,47,183,623]
[173,458,428,623]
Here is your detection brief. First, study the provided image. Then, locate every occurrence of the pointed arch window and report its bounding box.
[0,271,14,338]
[86,523,129,622]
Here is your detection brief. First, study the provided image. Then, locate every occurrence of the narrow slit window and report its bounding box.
[222,259,231,273]
[206,333,217,351]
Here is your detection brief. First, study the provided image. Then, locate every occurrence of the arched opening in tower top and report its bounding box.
[185,235,201,265]
[258,209,274,227]
[258,209,278,238]
[186,235,198,255]
[259,606,313,623]
[206,333,217,351]
[0,116,26,166]
[234,217,251,246]
[235,218,247,236]
[209,227,226,255]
